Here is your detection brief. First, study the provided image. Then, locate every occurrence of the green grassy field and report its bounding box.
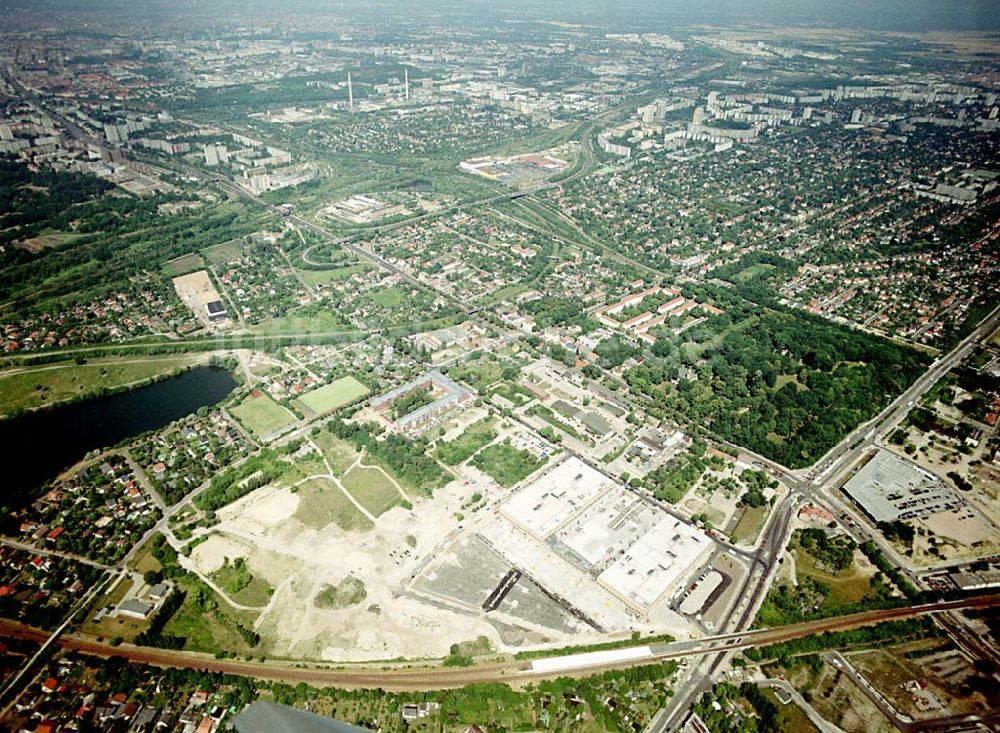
[296,376,370,415]
[341,466,401,516]
[0,355,209,417]
[435,417,497,465]
[252,308,353,336]
[476,121,580,159]
[162,575,261,655]
[212,558,273,607]
[733,262,776,283]
[773,373,808,392]
[314,576,367,609]
[291,450,328,478]
[369,286,405,308]
[472,441,547,488]
[312,432,359,476]
[202,239,245,265]
[795,547,873,607]
[296,264,368,288]
[730,504,769,545]
[131,548,162,576]
[231,393,296,438]
[162,253,205,277]
[294,477,373,531]
[19,229,83,252]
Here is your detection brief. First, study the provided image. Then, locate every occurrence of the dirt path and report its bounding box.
[254,574,294,633]
[306,438,377,522]
[183,559,269,612]
[357,449,408,501]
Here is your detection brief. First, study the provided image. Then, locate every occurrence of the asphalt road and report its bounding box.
[806,302,1000,488]
[656,304,1000,731]
[8,72,1000,727]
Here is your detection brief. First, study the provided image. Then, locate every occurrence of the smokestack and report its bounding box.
[404,69,409,100]
[348,72,354,111]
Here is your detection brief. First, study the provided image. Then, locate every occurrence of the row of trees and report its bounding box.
[133,588,187,649]
[745,617,937,663]
[195,449,289,512]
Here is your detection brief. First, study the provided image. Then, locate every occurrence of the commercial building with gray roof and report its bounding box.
[841,449,960,523]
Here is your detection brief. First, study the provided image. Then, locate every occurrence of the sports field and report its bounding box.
[296,376,370,415]
[231,392,297,438]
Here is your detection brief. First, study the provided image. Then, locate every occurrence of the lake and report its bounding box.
[0,366,238,508]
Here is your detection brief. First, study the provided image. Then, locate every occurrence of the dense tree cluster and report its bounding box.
[797,528,856,573]
[521,295,595,330]
[738,469,774,508]
[877,520,915,547]
[390,385,435,420]
[691,682,780,733]
[643,448,706,503]
[594,336,641,369]
[327,417,447,495]
[0,157,113,247]
[625,293,929,468]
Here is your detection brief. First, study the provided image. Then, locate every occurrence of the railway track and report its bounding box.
[2,593,996,692]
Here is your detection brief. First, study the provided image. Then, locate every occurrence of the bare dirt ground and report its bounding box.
[804,660,897,733]
[910,506,999,567]
[849,643,987,720]
[172,269,225,327]
[188,476,512,662]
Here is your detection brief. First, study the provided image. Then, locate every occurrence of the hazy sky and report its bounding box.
[462,0,1000,31]
[12,0,1000,31]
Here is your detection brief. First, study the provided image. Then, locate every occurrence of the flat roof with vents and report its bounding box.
[500,456,614,539]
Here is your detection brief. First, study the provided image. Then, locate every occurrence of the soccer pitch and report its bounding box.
[297,376,370,415]
[231,392,297,438]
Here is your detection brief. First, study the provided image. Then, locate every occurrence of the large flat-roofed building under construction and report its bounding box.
[597,515,711,610]
[494,456,713,616]
[500,457,616,539]
[841,449,961,523]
